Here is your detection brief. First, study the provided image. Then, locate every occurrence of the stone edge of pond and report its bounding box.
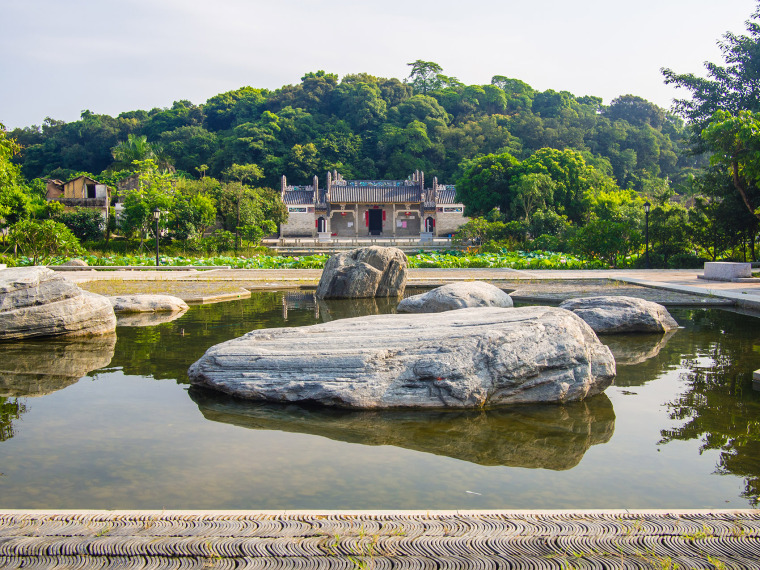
[1,508,756,516]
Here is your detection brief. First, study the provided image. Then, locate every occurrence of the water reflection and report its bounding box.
[190,388,615,470]
[116,310,187,327]
[657,308,760,506]
[0,334,116,397]
[602,330,676,366]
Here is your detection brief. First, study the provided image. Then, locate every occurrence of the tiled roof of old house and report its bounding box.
[436,187,458,204]
[329,186,422,203]
[282,189,314,205]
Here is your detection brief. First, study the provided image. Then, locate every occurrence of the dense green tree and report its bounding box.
[160,126,218,174]
[455,152,520,215]
[701,109,760,220]
[512,173,555,222]
[0,124,32,227]
[117,159,175,249]
[111,134,158,169]
[520,148,595,223]
[662,5,760,140]
[406,60,444,94]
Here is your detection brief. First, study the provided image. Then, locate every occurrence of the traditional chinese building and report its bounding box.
[279,170,467,238]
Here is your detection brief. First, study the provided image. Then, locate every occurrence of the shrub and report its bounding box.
[667,253,708,269]
[56,207,105,242]
[7,219,84,265]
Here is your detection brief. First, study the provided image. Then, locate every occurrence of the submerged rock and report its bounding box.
[559,296,679,334]
[108,294,189,314]
[188,306,616,409]
[0,334,116,397]
[316,246,407,299]
[191,388,615,470]
[397,281,513,313]
[0,267,116,340]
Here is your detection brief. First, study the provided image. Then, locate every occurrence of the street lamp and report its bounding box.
[644,201,651,269]
[153,207,161,267]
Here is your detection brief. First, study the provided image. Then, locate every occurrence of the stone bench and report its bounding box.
[698,262,753,282]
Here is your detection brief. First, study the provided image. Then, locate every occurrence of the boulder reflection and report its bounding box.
[602,330,677,366]
[282,291,427,323]
[116,309,187,327]
[0,334,116,397]
[190,388,615,470]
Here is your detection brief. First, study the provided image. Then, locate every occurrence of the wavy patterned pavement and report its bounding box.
[0,510,758,568]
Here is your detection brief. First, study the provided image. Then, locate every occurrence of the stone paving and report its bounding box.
[1,509,758,569]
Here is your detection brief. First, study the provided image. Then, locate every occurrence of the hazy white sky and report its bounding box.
[1,0,757,129]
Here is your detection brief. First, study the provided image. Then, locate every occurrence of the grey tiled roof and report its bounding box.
[436,187,459,204]
[282,189,314,205]
[329,186,422,203]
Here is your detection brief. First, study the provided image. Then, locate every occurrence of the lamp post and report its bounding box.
[153,207,161,267]
[644,201,651,269]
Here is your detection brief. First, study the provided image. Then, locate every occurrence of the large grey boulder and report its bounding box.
[188,306,616,409]
[0,267,116,340]
[108,294,188,314]
[397,281,513,313]
[559,296,679,334]
[316,246,407,299]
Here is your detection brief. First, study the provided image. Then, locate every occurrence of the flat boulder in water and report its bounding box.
[397,281,513,313]
[559,295,679,334]
[0,267,116,340]
[316,246,407,299]
[188,306,616,409]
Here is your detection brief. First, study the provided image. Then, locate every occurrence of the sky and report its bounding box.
[1,0,758,129]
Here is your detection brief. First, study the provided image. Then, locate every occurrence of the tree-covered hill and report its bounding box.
[8,64,693,194]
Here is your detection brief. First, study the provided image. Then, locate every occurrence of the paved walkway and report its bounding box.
[1,509,758,568]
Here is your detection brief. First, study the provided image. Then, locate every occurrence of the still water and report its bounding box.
[1,292,759,510]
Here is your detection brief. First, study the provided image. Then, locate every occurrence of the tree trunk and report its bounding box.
[731,160,760,220]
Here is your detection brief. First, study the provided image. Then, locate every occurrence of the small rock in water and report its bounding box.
[559,295,679,334]
[397,281,513,313]
[108,294,189,314]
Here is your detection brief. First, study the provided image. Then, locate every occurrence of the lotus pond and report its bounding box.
[0,292,759,510]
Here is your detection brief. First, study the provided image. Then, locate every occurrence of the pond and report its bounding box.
[1,292,759,510]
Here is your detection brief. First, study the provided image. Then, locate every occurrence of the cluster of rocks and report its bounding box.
[190,246,681,409]
[2,247,682,411]
[0,267,189,340]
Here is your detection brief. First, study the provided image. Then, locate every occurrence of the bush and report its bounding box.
[528,234,565,252]
[7,219,84,264]
[56,208,105,241]
[667,253,708,269]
